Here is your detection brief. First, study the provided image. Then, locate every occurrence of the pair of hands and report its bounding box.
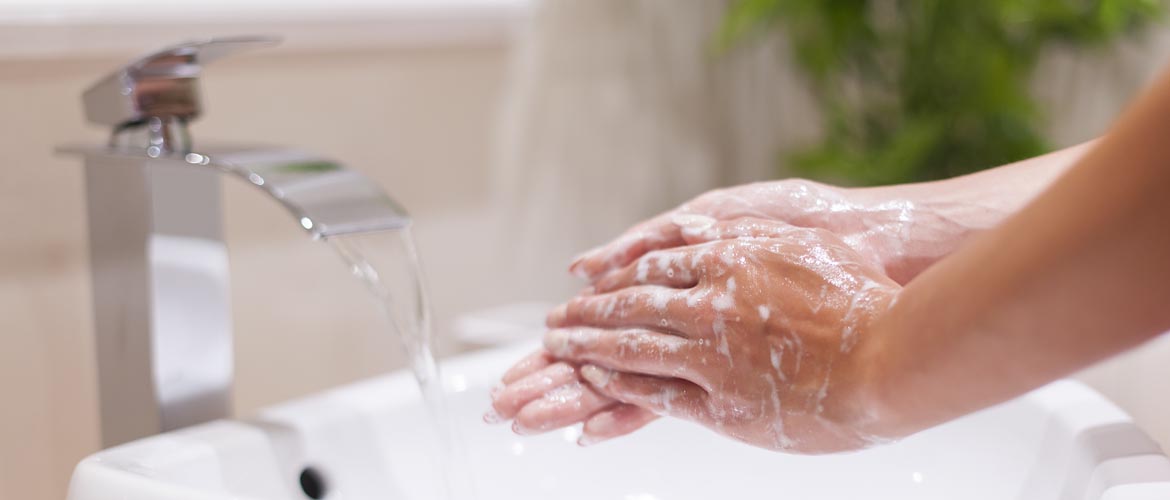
[485,179,968,453]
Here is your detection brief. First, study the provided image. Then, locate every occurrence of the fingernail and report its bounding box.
[489,382,504,399]
[483,409,504,424]
[544,329,570,356]
[671,214,716,233]
[512,421,533,436]
[580,364,612,388]
[577,433,605,447]
[569,248,601,278]
[568,260,585,278]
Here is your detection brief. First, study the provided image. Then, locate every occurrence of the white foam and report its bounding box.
[635,257,650,283]
[712,293,733,311]
[647,287,672,312]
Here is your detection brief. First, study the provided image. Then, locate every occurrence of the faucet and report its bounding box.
[58,37,411,447]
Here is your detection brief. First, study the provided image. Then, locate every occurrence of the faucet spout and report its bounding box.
[58,141,410,447]
[63,144,412,238]
[59,37,410,446]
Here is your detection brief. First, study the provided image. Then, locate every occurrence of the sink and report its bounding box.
[67,342,1170,500]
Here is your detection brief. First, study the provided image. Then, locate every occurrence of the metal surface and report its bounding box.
[61,38,410,446]
[83,36,278,130]
[62,144,412,239]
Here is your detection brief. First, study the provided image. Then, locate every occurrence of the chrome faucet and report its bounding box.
[58,37,411,447]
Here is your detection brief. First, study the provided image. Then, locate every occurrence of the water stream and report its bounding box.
[328,228,472,500]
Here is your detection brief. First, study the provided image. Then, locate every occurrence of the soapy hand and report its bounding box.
[489,145,1094,449]
[497,220,904,453]
[568,179,970,285]
[484,348,658,445]
[484,217,842,445]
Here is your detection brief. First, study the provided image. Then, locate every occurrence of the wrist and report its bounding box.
[843,181,1002,283]
[848,291,920,442]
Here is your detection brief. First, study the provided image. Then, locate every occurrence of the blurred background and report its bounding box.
[2,0,1170,498]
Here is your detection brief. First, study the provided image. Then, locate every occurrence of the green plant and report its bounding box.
[719,0,1161,185]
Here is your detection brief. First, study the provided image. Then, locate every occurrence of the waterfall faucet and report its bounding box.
[58,37,411,447]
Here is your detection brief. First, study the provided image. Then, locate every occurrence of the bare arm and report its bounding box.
[861,139,1096,221]
[488,137,1105,448]
[570,140,1095,285]
[865,73,1170,438]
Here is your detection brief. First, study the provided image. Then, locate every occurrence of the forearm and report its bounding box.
[859,140,1098,283]
[878,140,1094,216]
[865,78,1170,437]
[570,140,1096,283]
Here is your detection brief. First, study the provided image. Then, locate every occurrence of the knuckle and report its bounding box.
[781,178,824,193]
[612,329,647,360]
[565,297,586,320]
[699,247,723,265]
[570,296,602,321]
[567,328,602,354]
[642,248,669,267]
[696,300,719,321]
[513,408,542,430]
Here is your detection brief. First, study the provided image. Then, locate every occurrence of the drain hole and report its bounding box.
[299,466,328,499]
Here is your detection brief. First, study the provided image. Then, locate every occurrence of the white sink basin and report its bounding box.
[68,342,1170,500]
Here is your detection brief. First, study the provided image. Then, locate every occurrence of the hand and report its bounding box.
[490,142,1094,449]
[568,179,981,285]
[484,218,826,445]
[484,349,658,445]
[542,223,903,453]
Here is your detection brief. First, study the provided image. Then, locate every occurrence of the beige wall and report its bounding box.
[0,43,513,500]
[2,17,1170,500]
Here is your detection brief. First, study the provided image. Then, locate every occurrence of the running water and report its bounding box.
[328,227,472,500]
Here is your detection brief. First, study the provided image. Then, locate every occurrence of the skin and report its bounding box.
[487,142,1094,446]
[568,140,1093,285]
[549,226,904,453]
[489,68,1170,451]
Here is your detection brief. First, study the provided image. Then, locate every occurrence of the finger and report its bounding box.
[544,328,709,389]
[568,214,686,282]
[512,382,613,435]
[579,403,659,446]
[546,287,695,335]
[500,349,555,384]
[486,362,577,423]
[592,247,703,294]
[580,365,710,422]
[677,216,800,245]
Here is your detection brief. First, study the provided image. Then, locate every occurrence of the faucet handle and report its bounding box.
[83,36,281,129]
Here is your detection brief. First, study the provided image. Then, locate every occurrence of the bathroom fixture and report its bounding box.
[67,341,1170,500]
[58,37,410,447]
